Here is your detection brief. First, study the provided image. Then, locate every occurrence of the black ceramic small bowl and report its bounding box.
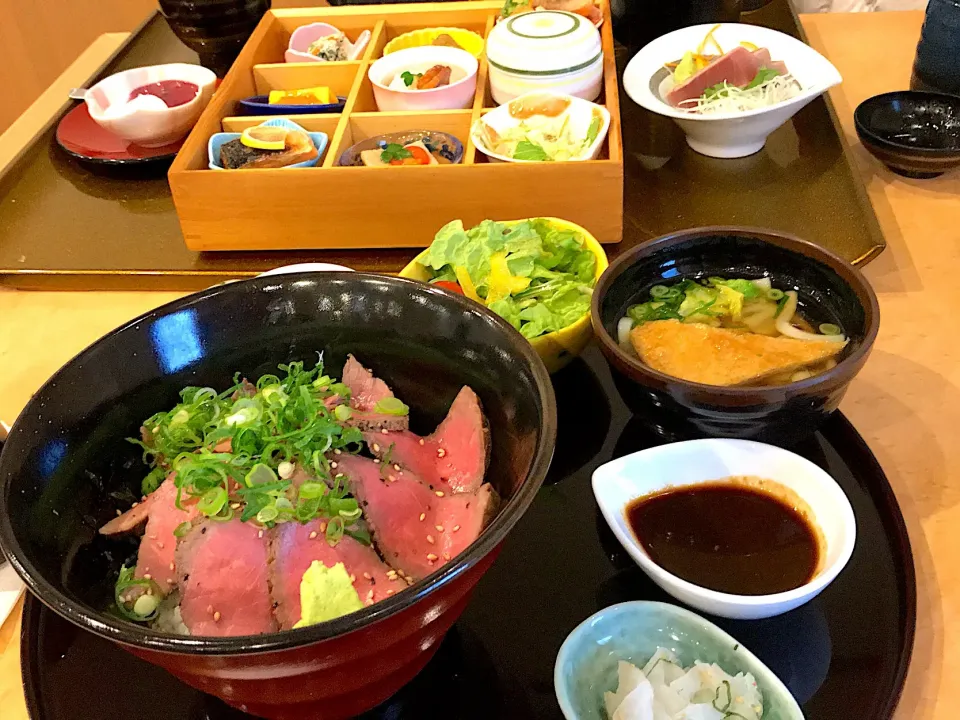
[854,90,960,179]
[591,227,880,444]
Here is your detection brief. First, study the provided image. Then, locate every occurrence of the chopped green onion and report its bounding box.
[373,397,409,416]
[174,521,191,538]
[299,482,326,500]
[334,404,352,422]
[114,565,161,622]
[326,516,345,545]
[767,288,785,301]
[257,505,279,523]
[339,507,362,522]
[650,284,672,298]
[245,463,277,487]
[819,323,842,335]
[197,486,227,516]
[141,467,165,496]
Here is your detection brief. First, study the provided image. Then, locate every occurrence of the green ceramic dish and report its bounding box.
[554,601,805,719]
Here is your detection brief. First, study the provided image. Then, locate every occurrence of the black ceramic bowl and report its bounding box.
[0,273,556,720]
[591,227,880,444]
[854,90,960,179]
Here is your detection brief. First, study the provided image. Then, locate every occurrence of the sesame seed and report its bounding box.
[426,535,435,544]
[363,572,372,580]
[419,513,426,522]
[388,475,396,482]
[157,542,165,549]
[381,429,389,435]
[168,563,175,571]
[373,443,380,452]
[366,589,374,601]
[453,525,460,532]
[331,461,338,469]
[387,589,394,595]
[427,553,438,562]
[231,502,241,510]
[364,599,373,606]
[116,509,122,516]
[435,491,445,497]
[334,449,342,455]
[393,464,401,471]
[350,574,356,583]
[207,605,213,614]
[309,531,318,539]
[442,552,450,560]
[131,501,139,508]
[374,459,380,464]
[214,611,221,622]
[143,574,151,580]
[258,530,264,538]
[320,522,327,532]
[419,439,425,446]
[437,448,446,458]
[435,525,444,532]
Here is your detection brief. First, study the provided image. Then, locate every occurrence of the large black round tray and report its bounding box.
[20,347,915,720]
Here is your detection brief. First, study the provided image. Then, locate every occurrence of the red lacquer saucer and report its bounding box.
[56,103,184,167]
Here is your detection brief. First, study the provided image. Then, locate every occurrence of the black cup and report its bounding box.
[159,0,271,77]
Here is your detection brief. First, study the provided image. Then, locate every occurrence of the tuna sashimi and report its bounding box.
[665,45,782,107]
[364,386,489,494]
[268,521,400,629]
[176,518,277,637]
[341,355,410,432]
[337,455,499,581]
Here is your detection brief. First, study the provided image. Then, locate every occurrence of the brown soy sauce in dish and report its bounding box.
[626,477,821,595]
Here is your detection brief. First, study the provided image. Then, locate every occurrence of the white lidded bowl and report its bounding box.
[368,46,479,111]
[592,439,856,620]
[471,91,610,162]
[83,63,217,148]
[622,23,842,158]
[486,11,603,105]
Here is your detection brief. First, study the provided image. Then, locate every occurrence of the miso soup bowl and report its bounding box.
[590,227,880,443]
[0,273,556,720]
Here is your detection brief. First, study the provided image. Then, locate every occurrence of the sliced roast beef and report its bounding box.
[364,386,489,494]
[341,355,410,432]
[99,488,161,535]
[665,45,780,107]
[268,520,399,629]
[132,476,201,595]
[337,455,499,581]
[176,518,277,637]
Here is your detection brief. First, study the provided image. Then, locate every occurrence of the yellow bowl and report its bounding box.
[383,27,485,59]
[399,218,609,374]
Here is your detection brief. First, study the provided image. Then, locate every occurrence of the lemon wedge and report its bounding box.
[241,126,287,150]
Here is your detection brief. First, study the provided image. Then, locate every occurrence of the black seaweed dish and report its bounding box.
[591,227,880,444]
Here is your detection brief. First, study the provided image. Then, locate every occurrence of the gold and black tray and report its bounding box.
[0,1,885,290]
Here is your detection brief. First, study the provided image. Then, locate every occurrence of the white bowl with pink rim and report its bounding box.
[622,23,842,158]
[80,63,217,147]
[285,22,371,63]
[592,438,856,620]
[368,46,479,112]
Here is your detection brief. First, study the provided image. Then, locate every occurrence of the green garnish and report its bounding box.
[713,680,732,713]
[379,142,413,163]
[583,115,602,148]
[334,404,352,421]
[500,0,527,17]
[373,397,409,416]
[745,66,781,90]
[173,521,191,538]
[114,565,161,621]
[126,359,369,538]
[513,139,550,162]
[819,322,842,335]
[400,71,422,87]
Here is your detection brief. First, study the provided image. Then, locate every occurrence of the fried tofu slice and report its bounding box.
[630,319,846,386]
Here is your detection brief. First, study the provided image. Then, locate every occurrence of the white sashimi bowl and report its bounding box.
[622,23,842,158]
[592,439,856,620]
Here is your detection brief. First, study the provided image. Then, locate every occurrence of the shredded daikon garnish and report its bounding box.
[677,74,801,115]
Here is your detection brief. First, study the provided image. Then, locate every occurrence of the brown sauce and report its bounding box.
[626,478,820,595]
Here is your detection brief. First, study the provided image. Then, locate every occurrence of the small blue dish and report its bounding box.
[237,94,346,116]
[336,130,463,167]
[207,118,328,170]
[555,601,804,720]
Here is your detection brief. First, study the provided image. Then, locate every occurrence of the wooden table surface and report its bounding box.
[1,10,959,720]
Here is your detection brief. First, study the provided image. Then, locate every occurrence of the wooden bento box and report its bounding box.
[167,1,624,252]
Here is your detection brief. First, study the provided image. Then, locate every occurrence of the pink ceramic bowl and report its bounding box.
[368,46,478,112]
[82,63,216,148]
[285,23,371,63]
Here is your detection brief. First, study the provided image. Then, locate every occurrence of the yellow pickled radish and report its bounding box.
[240,126,288,150]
